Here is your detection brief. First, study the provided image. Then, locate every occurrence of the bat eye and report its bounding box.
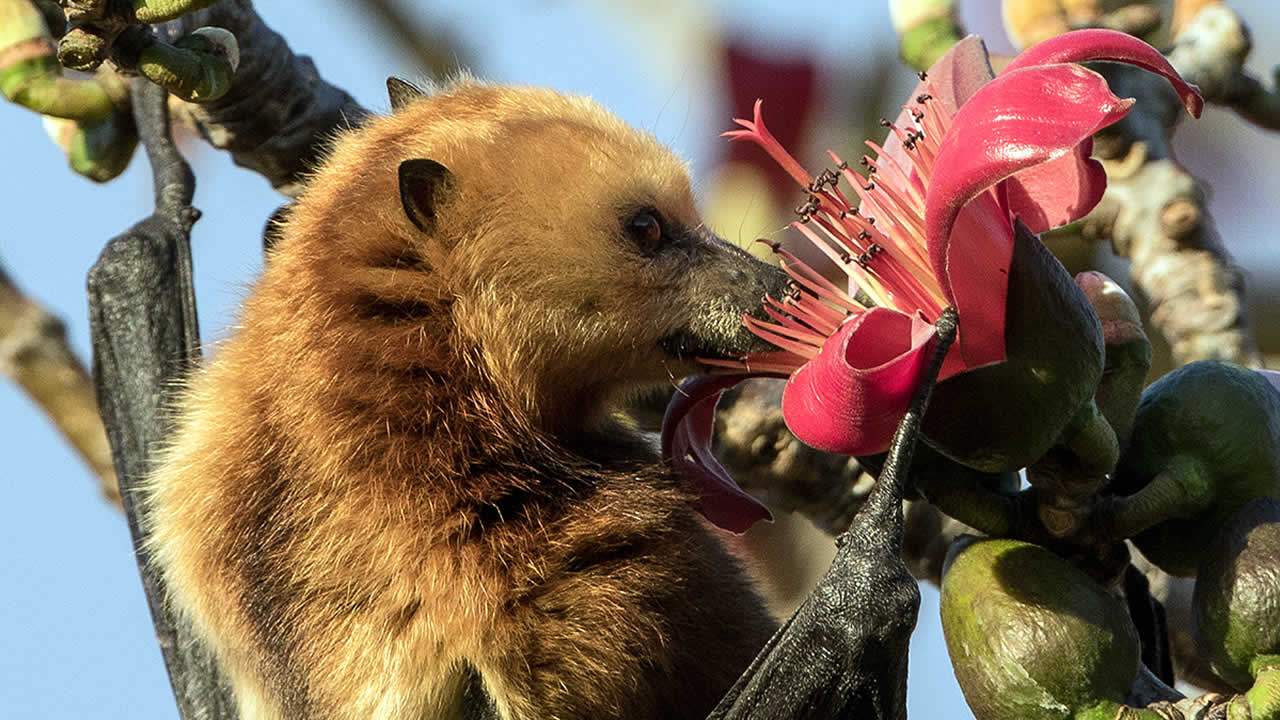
[628,210,663,253]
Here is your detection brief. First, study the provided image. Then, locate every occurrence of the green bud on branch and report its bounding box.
[42,110,137,182]
[1193,498,1280,691]
[1106,362,1280,577]
[138,27,238,103]
[889,0,963,71]
[0,0,114,119]
[941,538,1141,720]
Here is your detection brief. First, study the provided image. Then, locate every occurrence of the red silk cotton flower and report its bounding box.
[665,30,1201,532]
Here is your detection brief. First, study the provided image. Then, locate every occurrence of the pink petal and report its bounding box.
[883,35,996,168]
[1003,137,1109,233]
[939,190,1014,369]
[662,375,773,534]
[1002,28,1203,118]
[926,63,1133,264]
[781,308,938,455]
[925,63,1130,369]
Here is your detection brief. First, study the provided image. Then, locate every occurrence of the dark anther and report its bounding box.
[866,217,876,225]
[918,71,928,80]
[879,118,891,127]
[916,93,932,103]
[764,240,782,252]
[911,110,924,122]
[863,182,875,191]
[837,160,849,170]
[794,196,820,221]
[860,156,870,166]
[838,250,853,263]
[858,230,871,240]
[870,243,884,255]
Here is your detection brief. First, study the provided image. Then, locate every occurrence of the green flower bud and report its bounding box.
[1192,498,1280,691]
[925,222,1106,474]
[941,538,1140,720]
[138,27,238,103]
[1075,271,1150,445]
[42,111,137,182]
[1108,361,1280,577]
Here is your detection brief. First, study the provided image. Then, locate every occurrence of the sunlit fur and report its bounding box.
[146,80,779,720]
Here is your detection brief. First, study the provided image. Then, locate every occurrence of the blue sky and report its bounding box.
[3,1,1280,718]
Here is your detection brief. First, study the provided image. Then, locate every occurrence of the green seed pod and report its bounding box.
[1074,271,1150,445]
[42,111,137,182]
[941,538,1140,720]
[924,221,1105,474]
[1108,361,1280,577]
[1192,498,1280,691]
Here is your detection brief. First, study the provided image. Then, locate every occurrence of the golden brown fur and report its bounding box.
[147,80,780,719]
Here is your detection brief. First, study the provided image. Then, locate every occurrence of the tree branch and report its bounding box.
[155,0,369,195]
[0,261,118,504]
[1077,2,1265,367]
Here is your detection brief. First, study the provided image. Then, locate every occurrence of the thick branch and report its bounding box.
[0,261,118,504]
[1077,3,1264,367]
[160,0,369,195]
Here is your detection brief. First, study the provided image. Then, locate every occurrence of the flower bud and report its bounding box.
[1109,361,1280,577]
[924,221,1105,473]
[941,537,1140,720]
[1075,271,1149,444]
[1192,498,1280,691]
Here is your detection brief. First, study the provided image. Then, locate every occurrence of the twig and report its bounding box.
[0,262,118,504]
[1172,2,1280,131]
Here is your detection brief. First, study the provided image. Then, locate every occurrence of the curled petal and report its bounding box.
[1002,137,1109,233]
[782,308,938,455]
[939,191,1013,369]
[925,63,1132,321]
[662,375,773,533]
[1002,28,1203,118]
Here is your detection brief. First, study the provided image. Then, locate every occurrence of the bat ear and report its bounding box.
[387,77,426,111]
[399,158,454,233]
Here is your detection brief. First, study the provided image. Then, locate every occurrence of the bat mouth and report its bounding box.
[658,326,772,363]
[658,329,724,362]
